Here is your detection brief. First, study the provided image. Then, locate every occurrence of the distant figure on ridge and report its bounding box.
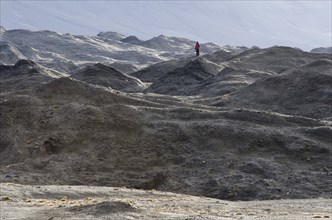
[195,42,200,56]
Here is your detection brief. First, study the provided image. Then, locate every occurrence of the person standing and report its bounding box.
[195,41,200,56]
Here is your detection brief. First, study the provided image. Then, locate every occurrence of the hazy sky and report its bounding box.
[1,1,331,50]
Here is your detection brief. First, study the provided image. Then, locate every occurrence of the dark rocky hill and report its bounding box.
[146,57,223,95]
[214,59,332,119]
[131,56,191,83]
[121,35,143,45]
[0,59,64,92]
[198,67,273,96]
[71,63,145,92]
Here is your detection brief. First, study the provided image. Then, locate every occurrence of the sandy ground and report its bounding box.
[1,183,331,220]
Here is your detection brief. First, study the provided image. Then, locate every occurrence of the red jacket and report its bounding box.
[195,42,200,49]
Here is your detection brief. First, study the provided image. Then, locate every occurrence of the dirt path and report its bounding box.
[1,183,331,219]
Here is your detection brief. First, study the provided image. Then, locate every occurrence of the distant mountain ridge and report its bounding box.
[0,28,233,74]
[310,47,332,54]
